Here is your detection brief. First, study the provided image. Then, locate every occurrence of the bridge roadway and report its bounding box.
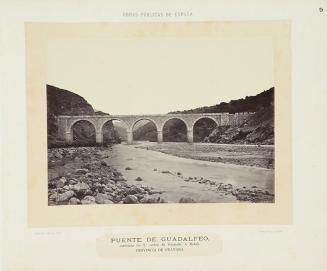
[57,112,253,144]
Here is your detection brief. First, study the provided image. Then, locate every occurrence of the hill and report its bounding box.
[47,85,118,147]
[134,87,274,144]
[170,87,273,114]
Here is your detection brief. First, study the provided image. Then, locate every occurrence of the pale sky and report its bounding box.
[47,35,273,115]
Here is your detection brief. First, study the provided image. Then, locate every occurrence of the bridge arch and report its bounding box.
[191,116,218,131]
[192,116,218,143]
[69,119,97,145]
[100,118,129,133]
[68,118,97,134]
[132,118,159,132]
[161,117,190,131]
[162,117,189,143]
[101,118,129,144]
[131,118,159,143]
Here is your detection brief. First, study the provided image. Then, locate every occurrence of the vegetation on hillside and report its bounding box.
[170,87,273,114]
[134,87,274,144]
[47,85,119,147]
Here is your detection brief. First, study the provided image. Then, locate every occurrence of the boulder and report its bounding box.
[56,177,67,188]
[81,195,96,204]
[56,191,74,202]
[71,182,90,192]
[68,179,78,185]
[55,153,63,159]
[104,186,114,193]
[49,192,58,201]
[68,197,81,205]
[134,194,145,200]
[75,168,89,175]
[127,187,143,195]
[123,195,138,204]
[95,193,109,204]
[114,195,123,203]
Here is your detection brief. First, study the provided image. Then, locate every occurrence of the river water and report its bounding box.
[103,143,274,203]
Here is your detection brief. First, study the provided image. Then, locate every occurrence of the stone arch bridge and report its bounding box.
[57,112,253,144]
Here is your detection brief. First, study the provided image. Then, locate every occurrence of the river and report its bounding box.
[102,143,274,203]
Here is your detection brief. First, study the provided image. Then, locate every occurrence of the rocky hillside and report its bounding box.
[208,104,274,144]
[171,87,273,114]
[47,85,118,147]
[134,87,274,144]
[206,88,274,144]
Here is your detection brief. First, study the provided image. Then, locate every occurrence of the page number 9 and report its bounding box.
[319,7,323,12]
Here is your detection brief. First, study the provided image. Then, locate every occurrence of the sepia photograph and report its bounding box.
[46,23,275,205]
[4,2,327,270]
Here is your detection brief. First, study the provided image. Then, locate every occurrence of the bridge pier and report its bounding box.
[127,130,133,144]
[157,130,163,143]
[96,131,103,144]
[187,129,193,143]
[65,132,73,144]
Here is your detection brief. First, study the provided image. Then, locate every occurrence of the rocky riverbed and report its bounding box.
[48,146,274,204]
[151,168,274,203]
[162,171,274,202]
[48,147,166,205]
